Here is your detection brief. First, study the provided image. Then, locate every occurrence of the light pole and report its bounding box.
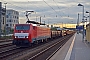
[4,3,7,35]
[77,13,79,26]
[86,11,90,23]
[78,3,85,41]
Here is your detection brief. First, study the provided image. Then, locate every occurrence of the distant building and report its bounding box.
[50,23,77,28]
[6,9,19,29]
[1,8,6,30]
[0,2,6,31]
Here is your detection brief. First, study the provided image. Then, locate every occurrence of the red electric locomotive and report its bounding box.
[13,24,51,46]
[13,11,64,47]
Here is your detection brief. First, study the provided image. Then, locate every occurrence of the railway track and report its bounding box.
[0,43,12,48]
[28,34,73,60]
[0,39,12,43]
[0,41,13,49]
[0,33,74,60]
[0,46,21,59]
[0,41,46,60]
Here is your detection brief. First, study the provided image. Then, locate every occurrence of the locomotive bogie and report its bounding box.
[13,39,30,46]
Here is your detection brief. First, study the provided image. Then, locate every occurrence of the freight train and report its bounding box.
[12,23,74,47]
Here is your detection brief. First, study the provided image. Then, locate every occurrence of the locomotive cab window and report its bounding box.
[16,25,30,30]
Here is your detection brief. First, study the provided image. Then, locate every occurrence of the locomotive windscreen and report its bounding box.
[16,25,30,30]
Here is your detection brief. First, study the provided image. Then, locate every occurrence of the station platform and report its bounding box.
[49,33,90,60]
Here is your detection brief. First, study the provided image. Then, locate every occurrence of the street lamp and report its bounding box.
[78,3,84,22]
[86,11,90,23]
[78,3,85,41]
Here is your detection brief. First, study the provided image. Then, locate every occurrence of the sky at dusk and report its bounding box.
[0,0,90,24]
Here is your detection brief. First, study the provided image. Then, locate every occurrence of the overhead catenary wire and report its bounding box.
[0,0,34,15]
[0,0,25,10]
[0,0,66,18]
[27,0,60,23]
[43,0,62,17]
[52,0,66,17]
[0,0,69,24]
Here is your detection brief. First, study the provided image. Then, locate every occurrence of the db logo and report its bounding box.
[21,31,23,33]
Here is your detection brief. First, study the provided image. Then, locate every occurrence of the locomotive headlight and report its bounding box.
[25,36,28,38]
[15,36,16,38]
[15,36,18,38]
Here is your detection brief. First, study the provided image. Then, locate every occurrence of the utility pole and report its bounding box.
[0,2,2,37]
[62,22,63,28]
[77,13,79,26]
[40,16,41,24]
[4,3,7,35]
[77,13,80,33]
